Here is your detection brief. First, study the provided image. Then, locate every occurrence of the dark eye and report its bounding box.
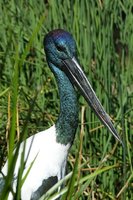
[56,44,65,52]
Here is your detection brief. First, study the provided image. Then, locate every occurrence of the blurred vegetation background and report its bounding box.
[0,0,133,199]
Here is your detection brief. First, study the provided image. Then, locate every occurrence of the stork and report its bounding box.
[0,29,122,200]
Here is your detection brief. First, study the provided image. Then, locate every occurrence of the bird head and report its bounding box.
[44,29,77,69]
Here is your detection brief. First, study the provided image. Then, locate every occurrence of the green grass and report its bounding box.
[0,0,133,199]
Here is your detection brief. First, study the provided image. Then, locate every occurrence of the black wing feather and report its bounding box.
[31,176,58,200]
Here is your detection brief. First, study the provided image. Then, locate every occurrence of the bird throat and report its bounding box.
[49,63,79,145]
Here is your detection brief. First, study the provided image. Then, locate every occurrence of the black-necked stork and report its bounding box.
[0,29,123,199]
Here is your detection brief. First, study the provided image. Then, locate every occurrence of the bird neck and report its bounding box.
[48,62,79,145]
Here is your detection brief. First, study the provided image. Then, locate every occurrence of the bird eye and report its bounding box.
[56,44,65,52]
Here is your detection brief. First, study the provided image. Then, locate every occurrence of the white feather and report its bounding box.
[2,125,70,200]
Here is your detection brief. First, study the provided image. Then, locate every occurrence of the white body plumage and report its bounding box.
[2,125,70,200]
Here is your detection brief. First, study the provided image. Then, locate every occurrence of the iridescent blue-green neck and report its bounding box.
[49,62,79,145]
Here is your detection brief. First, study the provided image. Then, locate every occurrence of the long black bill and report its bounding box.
[63,57,123,146]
